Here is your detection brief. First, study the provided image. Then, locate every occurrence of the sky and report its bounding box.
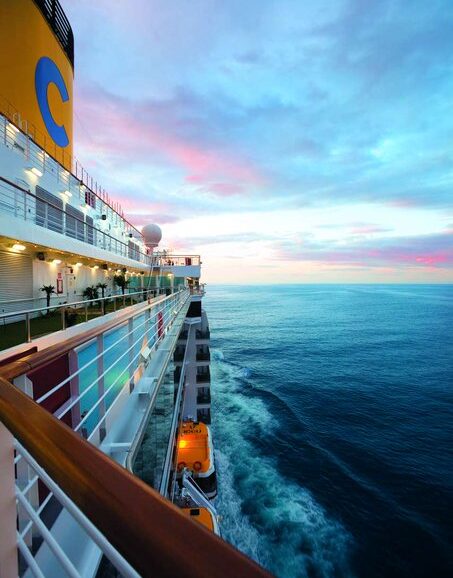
[62,0,453,284]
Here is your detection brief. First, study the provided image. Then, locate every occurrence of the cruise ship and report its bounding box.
[0,2,270,577]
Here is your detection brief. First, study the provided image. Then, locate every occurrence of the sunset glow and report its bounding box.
[63,0,453,283]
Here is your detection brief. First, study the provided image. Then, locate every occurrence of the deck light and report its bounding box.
[53,259,62,265]
[12,243,26,251]
[75,262,83,267]
[62,190,72,197]
[92,265,99,270]
[8,123,19,134]
[29,167,43,177]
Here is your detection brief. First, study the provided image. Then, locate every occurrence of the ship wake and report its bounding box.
[211,349,354,578]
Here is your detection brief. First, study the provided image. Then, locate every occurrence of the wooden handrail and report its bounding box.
[0,376,272,577]
[0,293,173,382]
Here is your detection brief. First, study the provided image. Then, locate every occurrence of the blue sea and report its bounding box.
[205,285,453,578]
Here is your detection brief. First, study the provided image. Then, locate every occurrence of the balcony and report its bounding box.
[157,254,200,267]
[197,408,211,425]
[196,350,210,361]
[0,176,151,267]
[197,390,211,405]
[0,112,149,265]
[195,329,210,340]
[0,288,175,352]
[196,370,211,384]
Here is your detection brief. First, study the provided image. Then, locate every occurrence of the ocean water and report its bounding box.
[205,285,453,578]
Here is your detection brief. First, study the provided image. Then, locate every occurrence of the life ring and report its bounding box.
[177,461,186,471]
[193,461,202,471]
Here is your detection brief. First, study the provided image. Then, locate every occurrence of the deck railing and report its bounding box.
[0,107,139,236]
[0,288,271,578]
[0,287,178,353]
[33,0,74,67]
[156,254,201,267]
[0,176,151,266]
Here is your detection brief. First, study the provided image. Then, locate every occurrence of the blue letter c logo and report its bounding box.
[35,57,70,148]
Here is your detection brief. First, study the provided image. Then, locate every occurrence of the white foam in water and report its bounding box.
[211,350,354,578]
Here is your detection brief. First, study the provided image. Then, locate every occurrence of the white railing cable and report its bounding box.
[73,295,189,434]
[15,441,140,578]
[0,288,162,322]
[35,290,186,405]
[15,489,82,578]
[12,291,189,470]
[19,491,53,541]
[16,533,46,578]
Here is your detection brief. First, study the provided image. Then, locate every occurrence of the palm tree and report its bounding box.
[96,282,108,298]
[40,285,55,310]
[82,285,99,304]
[113,274,130,295]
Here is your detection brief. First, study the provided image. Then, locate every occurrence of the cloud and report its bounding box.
[125,213,181,226]
[61,0,453,281]
[274,231,453,269]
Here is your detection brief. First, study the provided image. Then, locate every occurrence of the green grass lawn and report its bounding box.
[0,298,144,352]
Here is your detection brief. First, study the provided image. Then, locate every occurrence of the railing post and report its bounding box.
[84,303,88,322]
[68,349,81,428]
[25,312,31,343]
[96,335,106,442]
[61,305,66,331]
[128,318,134,381]
[0,423,19,578]
[12,374,39,547]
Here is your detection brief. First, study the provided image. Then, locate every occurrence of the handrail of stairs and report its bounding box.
[0,375,272,578]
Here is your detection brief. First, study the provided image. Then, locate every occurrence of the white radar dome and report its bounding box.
[142,223,162,248]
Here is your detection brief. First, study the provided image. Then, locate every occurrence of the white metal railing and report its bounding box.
[25,289,189,437]
[0,287,174,349]
[0,175,150,266]
[0,102,136,237]
[14,441,140,578]
[155,253,201,267]
[9,289,191,577]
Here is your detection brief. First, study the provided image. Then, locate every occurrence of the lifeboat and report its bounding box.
[176,420,217,498]
[181,507,220,535]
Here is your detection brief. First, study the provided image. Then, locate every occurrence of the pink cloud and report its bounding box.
[204,182,245,197]
[350,224,392,235]
[273,232,453,270]
[74,86,266,195]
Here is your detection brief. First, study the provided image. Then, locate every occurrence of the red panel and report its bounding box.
[29,354,72,427]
